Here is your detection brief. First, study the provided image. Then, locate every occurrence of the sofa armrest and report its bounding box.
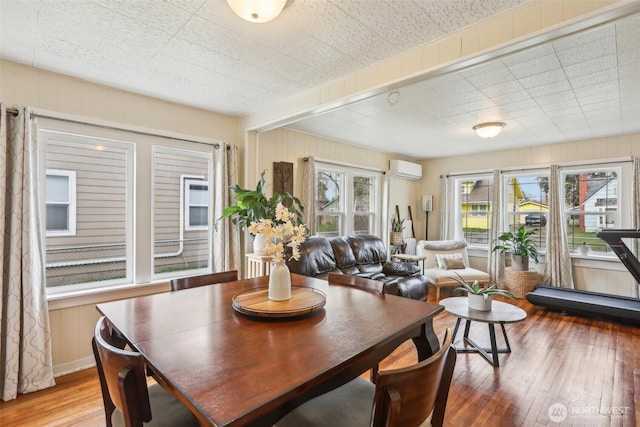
[383,261,420,276]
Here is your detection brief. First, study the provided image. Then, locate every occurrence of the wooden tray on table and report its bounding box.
[232,286,326,318]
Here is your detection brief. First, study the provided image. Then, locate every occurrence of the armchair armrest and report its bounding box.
[383,261,420,276]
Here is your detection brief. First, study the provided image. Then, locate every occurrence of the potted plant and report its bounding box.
[578,241,590,256]
[452,273,514,311]
[217,171,304,255]
[492,225,539,271]
[390,213,405,245]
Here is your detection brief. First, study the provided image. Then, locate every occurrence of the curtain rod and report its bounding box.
[441,156,635,178]
[303,156,385,174]
[15,108,230,149]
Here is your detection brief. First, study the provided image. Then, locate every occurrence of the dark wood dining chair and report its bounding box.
[92,316,201,427]
[275,328,457,427]
[170,270,238,291]
[328,273,384,294]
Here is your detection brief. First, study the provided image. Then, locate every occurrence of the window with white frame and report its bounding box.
[454,175,493,246]
[450,162,632,257]
[315,165,380,237]
[152,147,211,278]
[45,170,76,236]
[40,121,215,294]
[561,165,627,256]
[503,172,549,252]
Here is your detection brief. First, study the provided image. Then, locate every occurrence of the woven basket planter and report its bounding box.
[504,268,539,299]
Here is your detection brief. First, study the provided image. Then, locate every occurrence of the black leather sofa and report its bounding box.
[286,234,429,301]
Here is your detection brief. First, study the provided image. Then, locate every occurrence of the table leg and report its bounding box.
[463,319,471,339]
[453,320,512,367]
[500,322,512,352]
[412,318,440,361]
[452,318,462,341]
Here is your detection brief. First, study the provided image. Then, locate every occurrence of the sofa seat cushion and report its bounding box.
[423,267,489,286]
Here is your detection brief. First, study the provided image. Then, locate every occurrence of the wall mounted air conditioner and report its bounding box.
[389,160,422,180]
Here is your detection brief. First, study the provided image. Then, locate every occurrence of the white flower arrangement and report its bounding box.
[247,202,307,263]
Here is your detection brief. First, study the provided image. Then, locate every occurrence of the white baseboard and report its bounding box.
[53,356,96,377]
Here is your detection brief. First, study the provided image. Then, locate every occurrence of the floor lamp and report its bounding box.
[422,195,432,241]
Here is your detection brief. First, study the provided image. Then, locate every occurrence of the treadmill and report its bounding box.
[526,229,640,323]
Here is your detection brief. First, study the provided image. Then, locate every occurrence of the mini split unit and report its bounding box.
[389,160,422,180]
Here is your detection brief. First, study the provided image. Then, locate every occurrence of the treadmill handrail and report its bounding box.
[596,229,640,285]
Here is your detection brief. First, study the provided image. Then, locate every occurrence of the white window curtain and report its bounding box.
[212,143,241,272]
[487,169,504,283]
[544,165,574,288]
[0,105,55,401]
[439,175,451,240]
[301,156,316,234]
[632,157,640,297]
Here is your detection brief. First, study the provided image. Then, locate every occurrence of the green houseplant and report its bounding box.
[452,273,514,311]
[390,213,405,245]
[491,225,539,271]
[217,171,304,254]
[217,171,304,230]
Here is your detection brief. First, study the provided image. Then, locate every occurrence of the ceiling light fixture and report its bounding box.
[226,0,287,23]
[473,122,506,138]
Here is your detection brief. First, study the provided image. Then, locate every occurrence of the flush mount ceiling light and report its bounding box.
[472,122,506,138]
[226,0,287,23]
[387,90,401,106]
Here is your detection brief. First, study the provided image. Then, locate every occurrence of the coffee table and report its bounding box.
[439,297,527,367]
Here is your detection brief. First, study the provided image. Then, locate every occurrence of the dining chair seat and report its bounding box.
[275,329,455,427]
[110,383,200,427]
[93,316,200,427]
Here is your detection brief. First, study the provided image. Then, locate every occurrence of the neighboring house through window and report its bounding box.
[41,121,214,294]
[454,176,493,246]
[449,162,631,258]
[46,170,76,236]
[561,165,625,256]
[184,178,209,230]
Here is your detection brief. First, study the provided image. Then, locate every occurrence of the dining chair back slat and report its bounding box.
[275,328,456,427]
[170,270,238,291]
[92,316,200,427]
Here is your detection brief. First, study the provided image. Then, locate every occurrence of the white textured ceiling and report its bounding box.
[1,1,639,159]
[288,10,640,158]
[0,0,528,116]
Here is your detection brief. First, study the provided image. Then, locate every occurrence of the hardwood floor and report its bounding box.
[1,294,638,426]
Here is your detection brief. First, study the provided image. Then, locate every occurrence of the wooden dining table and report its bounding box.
[96,273,444,427]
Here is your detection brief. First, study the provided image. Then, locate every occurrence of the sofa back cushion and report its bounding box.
[287,235,337,277]
[417,240,470,269]
[347,234,387,274]
[330,237,360,275]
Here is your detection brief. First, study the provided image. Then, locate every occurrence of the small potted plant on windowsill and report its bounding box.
[452,273,514,311]
[578,242,590,256]
[492,225,539,271]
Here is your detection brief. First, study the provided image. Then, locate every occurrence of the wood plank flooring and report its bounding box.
[1,294,638,426]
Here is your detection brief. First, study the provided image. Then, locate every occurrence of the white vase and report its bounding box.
[253,232,268,256]
[268,260,291,301]
[468,294,492,311]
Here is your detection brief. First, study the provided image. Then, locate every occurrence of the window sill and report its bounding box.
[47,281,170,311]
